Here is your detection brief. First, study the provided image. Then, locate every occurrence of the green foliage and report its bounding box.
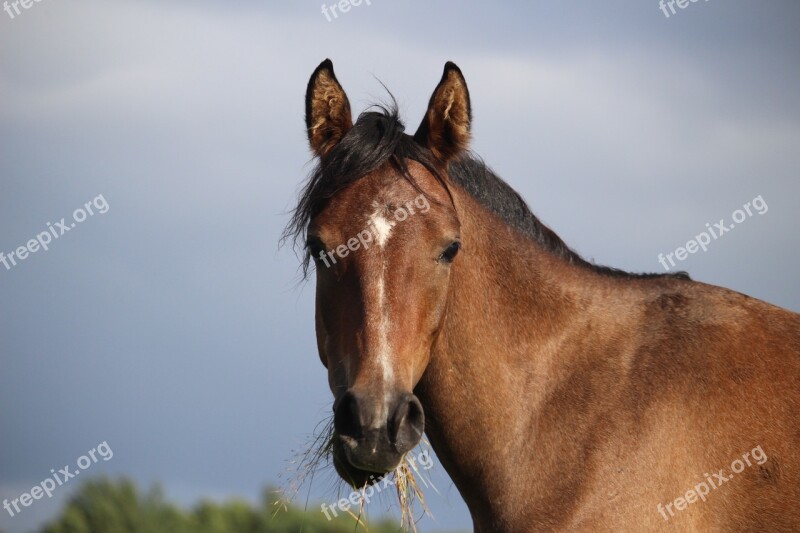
[41,477,401,533]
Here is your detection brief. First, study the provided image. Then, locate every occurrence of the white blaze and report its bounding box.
[367,208,394,422]
[369,212,394,248]
[375,273,392,386]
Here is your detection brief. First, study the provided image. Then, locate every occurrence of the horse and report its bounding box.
[285,59,800,532]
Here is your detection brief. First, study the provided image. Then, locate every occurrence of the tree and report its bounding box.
[42,477,401,533]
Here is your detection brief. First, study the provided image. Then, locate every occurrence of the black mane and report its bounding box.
[284,104,689,281]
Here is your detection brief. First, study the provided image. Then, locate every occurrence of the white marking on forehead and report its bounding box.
[365,202,395,428]
[376,273,393,385]
[369,209,394,248]
[364,269,393,430]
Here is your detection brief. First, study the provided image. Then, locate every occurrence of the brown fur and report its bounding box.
[418,186,800,531]
[300,60,800,532]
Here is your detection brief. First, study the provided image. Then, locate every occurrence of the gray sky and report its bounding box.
[1,1,798,532]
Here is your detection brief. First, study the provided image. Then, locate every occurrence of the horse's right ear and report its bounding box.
[305,59,353,158]
[414,62,472,162]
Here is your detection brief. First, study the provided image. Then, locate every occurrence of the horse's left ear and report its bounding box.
[305,59,353,158]
[414,62,472,162]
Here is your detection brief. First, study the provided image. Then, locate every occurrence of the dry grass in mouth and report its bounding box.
[275,415,435,532]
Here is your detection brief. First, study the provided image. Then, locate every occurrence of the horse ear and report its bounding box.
[305,59,353,158]
[414,62,472,162]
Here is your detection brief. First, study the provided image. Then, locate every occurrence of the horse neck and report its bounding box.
[416,186,624,528]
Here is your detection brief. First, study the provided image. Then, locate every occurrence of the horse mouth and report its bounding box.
[331,434,395,487]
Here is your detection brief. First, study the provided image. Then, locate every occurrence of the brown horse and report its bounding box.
[286,59,800,532]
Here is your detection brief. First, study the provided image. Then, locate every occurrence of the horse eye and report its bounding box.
[306,237,326,259]
[438,241,461,264]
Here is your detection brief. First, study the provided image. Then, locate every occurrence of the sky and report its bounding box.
[1,1,798,532]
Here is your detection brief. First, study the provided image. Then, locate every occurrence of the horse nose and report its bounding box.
[333,391,365,441]
[389,393,425,454]
[333,390,425,472]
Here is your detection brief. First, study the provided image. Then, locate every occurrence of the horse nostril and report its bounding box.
[390,394,425,453]
[333,392,363,441]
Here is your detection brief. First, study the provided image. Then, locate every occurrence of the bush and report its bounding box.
[42,477,400,533]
